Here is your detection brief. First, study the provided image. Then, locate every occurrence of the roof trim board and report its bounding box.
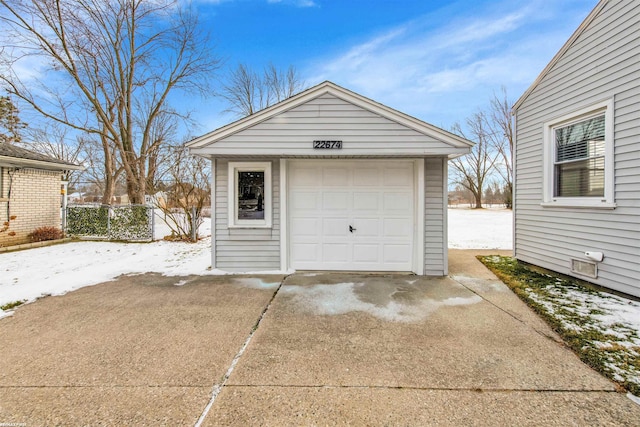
[0,155,85,171]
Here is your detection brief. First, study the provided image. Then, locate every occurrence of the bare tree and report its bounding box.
[22,123,84,185]
[219,63,306,117]
[78,133,123,204]
[448,184,475,207]
[0,0,220,204]
[143,109,183,195]
[483,87,513,208]
[450,112,500,209]
[152,144,210,241]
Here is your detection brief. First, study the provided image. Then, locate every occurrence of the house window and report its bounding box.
[554,115,605,197]
[543,100,615,208]
[228,162,272,228]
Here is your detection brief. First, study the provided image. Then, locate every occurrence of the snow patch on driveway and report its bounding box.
[281,282,482,323]
[231,277,282,290]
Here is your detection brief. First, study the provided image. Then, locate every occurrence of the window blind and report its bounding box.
[554,114,606,198]
[555,115,605,162]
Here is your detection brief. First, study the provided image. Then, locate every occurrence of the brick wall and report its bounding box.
[0,167,63,247]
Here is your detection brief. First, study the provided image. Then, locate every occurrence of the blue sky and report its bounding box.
[189,0,599,135]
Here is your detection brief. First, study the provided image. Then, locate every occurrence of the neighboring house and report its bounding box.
[188,81,473,274]
[0,144,83,247]
[512,0,639,297]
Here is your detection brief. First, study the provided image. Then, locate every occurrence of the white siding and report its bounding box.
[196,93,459,156]
[424,158,447,275]
[214,159,281,271]
[514,0,640,296]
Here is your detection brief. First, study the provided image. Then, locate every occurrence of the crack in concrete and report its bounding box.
[193,274,290,427]
[221,384,621,393]
[450,275,561,343]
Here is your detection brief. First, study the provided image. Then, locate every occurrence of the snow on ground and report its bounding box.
[1,212,214,318]
[448,206,512,250]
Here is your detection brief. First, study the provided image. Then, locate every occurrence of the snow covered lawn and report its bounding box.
[448,206,512,249]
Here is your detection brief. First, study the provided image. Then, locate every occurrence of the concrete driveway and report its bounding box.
[1,251,639,426]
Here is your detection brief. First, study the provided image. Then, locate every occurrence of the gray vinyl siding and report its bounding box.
[424,157,446,275]
[214,159,281,271]
[514,0,640,296]
[205,93,456,155]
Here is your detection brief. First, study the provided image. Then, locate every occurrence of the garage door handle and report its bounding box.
[349,225,356,233]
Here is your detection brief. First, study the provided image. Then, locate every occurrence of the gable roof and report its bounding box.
[0,144,83,171]
[188,81,473,157]
[512,0,609,111]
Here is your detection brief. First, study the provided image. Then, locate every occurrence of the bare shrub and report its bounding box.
[28,226,64,242]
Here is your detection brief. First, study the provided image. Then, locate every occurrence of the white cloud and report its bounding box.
[3,54,48,84]
[434,11,526,50]
[304,0,591,127]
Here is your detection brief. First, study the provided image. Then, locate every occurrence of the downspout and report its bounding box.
[61,179,69,230]
[6,168,21,225]
[210,157,216,270]
[511,109,517,259]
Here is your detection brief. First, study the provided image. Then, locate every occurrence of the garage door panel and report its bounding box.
[323,244,349,262]
[291,191,320,210]
[353,168,380,186]
[291,243,318,262]
[323,218,349,236]
[383,244,413,263]
[353,192,379,212]
[384,218,412,237]
[291,218,320,237]
[384,167,413,186]
[322,167,349,186]
[383,192,412,211]
[353,218,379,237]
[289,160,415,272]
[322,192,349,210]
[290,167,321,186]
[353,244,379,262]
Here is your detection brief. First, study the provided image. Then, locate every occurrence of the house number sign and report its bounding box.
[313,140,342,149]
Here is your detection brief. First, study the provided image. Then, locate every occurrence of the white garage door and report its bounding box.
[288,160,415,271]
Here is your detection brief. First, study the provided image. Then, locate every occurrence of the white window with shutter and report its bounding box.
[542,99,615,209]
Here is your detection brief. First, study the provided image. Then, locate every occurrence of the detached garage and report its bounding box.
[188,81,472,275]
